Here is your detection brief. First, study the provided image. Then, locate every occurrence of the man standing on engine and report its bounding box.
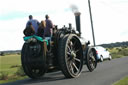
[44,14,54,37]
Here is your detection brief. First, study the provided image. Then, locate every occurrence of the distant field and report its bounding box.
[108,47,128,59]
[0,47,128,75]
[0,54,21,75]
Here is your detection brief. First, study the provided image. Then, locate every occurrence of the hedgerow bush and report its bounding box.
[108,47,128,59]
[0,72,9,80]
[15,66,25,76]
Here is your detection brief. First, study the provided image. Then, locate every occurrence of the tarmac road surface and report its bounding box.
[1,57,128,85]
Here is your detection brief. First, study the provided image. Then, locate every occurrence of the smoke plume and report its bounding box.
[70,4,79,13]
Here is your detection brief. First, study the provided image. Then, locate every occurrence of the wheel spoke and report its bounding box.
[73,41,77,47]
[91,56,96,61]
[67,50,71,61]
[89,58,95,69]
[75,49,80,54]
[69,61,74,74]
[69,41,73,51]
[90,63,94,69]
[89,52,93,57]
[67,52,71,55]
[89,51,96,62]
[72,62,79,72]
[67,56,71,61]
[67,45,72,53]
[74,58,80,62]
[71,65,74,74]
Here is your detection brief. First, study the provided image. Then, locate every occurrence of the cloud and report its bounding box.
[0,0,70,15]
[0,0,128,51]
[0,18,26,51]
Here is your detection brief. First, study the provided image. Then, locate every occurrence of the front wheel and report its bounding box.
[86,47,97,72]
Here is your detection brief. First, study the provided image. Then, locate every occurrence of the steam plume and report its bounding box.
[70,4,79,13]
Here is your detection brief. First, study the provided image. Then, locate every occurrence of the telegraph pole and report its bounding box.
[88,0,96,46]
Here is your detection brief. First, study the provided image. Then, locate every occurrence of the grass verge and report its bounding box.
[108,47,128,85]
[113,76,128,85]
[0,76,28,84]
[0,54,27,84]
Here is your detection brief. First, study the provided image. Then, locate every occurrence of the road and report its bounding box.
[2,57,128,85]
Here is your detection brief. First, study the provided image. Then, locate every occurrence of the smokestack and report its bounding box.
[74,12,81,35]
[70,5,81,35]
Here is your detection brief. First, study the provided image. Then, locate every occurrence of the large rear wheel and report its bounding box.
[58,34,83,78]
[21,41,47,79]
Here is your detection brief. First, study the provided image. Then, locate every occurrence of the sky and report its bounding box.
[0,0,128,51]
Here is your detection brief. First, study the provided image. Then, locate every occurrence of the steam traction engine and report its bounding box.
[21,12,97,79]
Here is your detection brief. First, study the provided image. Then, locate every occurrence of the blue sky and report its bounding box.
[0,11,39,20]
[0,0,128,51]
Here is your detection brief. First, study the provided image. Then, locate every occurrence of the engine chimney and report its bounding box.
[74,12,81,35]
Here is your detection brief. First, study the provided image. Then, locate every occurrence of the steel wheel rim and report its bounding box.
[66,36,83,76]
[88,49,96,69]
